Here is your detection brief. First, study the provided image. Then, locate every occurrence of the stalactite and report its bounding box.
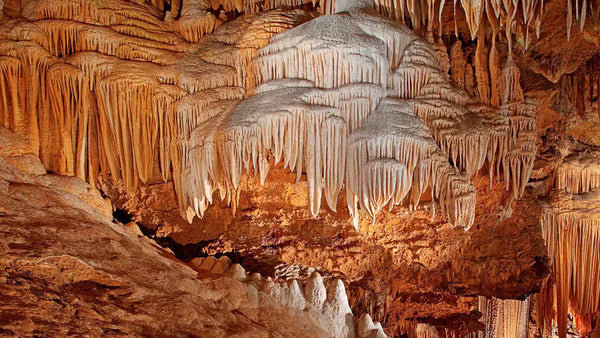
[46,63,91,179]
[498,56,524,104]
[555,149,600,194]
[173,0,219,43]
[475,27,491,104]
[535,277,555,337]
[27,0,586,54]
[488,40,501,107]
[0,0,536,232]
[253,15,392,90]
[207,0,320,13]
[541,190,600,338]
[183,85,355,218]
[238,9,316,94]
[478,296,531,338]
[346,98,476,228]
[0,47,47,157]
[556,55,600,124]
[460,0,485,39]
[0,2,311,210]
[450,40,467,90]
[96,76,159,192]
[29,19,188,65]
[175,2,543,230]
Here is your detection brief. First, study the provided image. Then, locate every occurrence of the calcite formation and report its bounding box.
[0,0,599,336]
[478,297,530,338]
[540,190,600,337]
[177,1,535,230]
[0,0,535,228]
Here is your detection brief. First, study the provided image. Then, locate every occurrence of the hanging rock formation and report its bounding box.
[0,0,535,228]
[176,0,535,230]
[540,187,600,337]
[478,297,531,338]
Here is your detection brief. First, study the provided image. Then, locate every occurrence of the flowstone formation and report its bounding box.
[178,1,535,230]
[1,0,600,336]
[0,0,534,228]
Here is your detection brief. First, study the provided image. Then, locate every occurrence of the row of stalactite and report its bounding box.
[539,165,600,337]
[532,53,600,337]
[553,53,600,122]
[0,1,305,193]
[169,0,600,43]
[0,0,536,231]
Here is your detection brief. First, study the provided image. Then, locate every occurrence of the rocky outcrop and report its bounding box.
[0,126,387,337]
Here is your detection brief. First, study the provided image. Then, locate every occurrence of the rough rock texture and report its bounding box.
[0,127,389,337]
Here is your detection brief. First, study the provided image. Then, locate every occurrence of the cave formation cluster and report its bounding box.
[0,0,599,336]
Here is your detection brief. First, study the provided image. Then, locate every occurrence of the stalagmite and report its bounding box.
[356,314,387,338]
[191,256,377,337]
[225,263,248,280]
[305,272,327,310]
[323,279,356,338]
[200,255,218,270]
[465,63,476,96]
[211,255,232,273]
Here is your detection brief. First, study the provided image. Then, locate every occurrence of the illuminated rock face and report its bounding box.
[0,0,313,195]
[0,0,534,229]
[0,0,599,337]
